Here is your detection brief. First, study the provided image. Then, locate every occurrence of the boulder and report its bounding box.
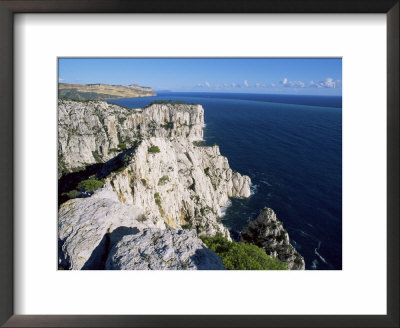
[241,207,305,270]
[106,228,225,270]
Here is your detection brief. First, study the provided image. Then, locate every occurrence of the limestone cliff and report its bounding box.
[58,100,251,269]
[58,188,224,270]
[241,208,305,270]
[58,100,204,175]
[58,100,250,236]
[107,137,250,237]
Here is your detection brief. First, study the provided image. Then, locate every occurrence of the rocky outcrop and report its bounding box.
[59,100,250,237]
[58,187,156,270]
[58,100,204,175]
[106,228,225,270]
[241,208,305,270]
[58,100,252,269]
[107,137,250,237]
[58,188,224,270]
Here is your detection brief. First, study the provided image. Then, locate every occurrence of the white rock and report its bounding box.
[58,188,154,270]
[58,101,204,174]
[107,137,251,237]
[106,228,225,270]
[58,100,253,270]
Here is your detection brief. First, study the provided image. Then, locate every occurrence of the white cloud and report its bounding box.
[292,80,305,88]
[244,80,249,87]
[281,78,305,88]
[59,78,64,82]
[309,77,342,89]
[196,81,212,88]
[323,78,335,88]
[231,82,237,88]
[309,78,341,88]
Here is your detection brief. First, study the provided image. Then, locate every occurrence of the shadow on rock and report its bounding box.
[191,247,226,270]
[58,237,71,270]
[81,226,140,270]
[58,147,136,206]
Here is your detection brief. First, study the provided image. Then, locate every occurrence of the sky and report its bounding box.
[59,58,342,96]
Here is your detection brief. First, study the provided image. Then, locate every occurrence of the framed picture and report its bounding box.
[0,0,398,327]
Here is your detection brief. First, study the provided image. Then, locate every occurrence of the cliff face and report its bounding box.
[58,100,250,237]
[58,188,224,270]
[108,137,250,237]
[58,100,251,269]
[241,208,305,270]
[58,83,156,100]
[58,100,204,175]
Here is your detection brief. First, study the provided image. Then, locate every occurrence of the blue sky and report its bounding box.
[59,58,342,96]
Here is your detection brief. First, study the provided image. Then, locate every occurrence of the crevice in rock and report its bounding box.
[58,237,71,270]
[58,146,136,206]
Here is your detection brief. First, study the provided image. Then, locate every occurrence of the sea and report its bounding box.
[108,92,342,270]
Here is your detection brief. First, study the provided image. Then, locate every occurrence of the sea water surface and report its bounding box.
[108,92,342,270]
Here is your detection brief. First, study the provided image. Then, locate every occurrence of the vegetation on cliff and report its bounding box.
[145,100,195,107]
[200,233,288,270]
[58,100,302,270]
[59,83,156,100]
[77,178,104,192]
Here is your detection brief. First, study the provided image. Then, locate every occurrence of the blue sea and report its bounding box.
[108,92,342,270]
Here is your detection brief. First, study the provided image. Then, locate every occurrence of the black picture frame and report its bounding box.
[0,0,398,327]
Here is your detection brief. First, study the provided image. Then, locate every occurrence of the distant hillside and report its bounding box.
[58,83,156,100]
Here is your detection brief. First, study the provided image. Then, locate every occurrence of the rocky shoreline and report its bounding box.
[241,208,305,270]
[58,100,304,270]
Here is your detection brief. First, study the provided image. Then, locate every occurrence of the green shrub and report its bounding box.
[77,179,104,192]
[118,143,127,150]
[61,189,80,200]
[201,234,288,270]
[109,148,120,153]
[141,179,147,186]
[154,192,161,206]
[115,166,126,173]
[148,145,160,153]
[158,175,169,186]
[206,205,216,215]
